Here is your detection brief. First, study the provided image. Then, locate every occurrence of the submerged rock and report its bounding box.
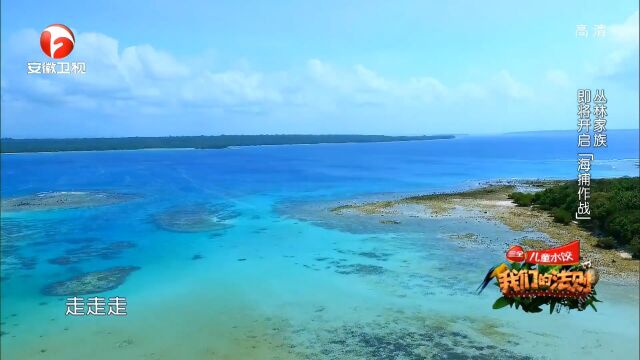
[448,232,479,240]
[47,241,136,266]
[1,217,66,249]
[357,251,391,261]
[380,220,401,225]
[335,264,386,276]
[1,254,37,272]
[41,266,140,296]
[1,191,138,212]
[152,203,238,233]
[294,318,535,360]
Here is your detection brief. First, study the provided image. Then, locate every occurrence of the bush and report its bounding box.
[595,237,616,249]
[509,192,534,207]
[607,211,640,245]
[529,178,640,249]
[552,208,572,225]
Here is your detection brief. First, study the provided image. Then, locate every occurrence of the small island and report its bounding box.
[0,134,454,153]
[331,177,640,283]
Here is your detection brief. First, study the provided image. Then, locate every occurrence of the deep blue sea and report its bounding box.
[1,130,638,359]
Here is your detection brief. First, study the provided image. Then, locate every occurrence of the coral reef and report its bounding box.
[1,191,138,212]
[41,266,140,296]
[47,241,136,266]
[152,203,238,232]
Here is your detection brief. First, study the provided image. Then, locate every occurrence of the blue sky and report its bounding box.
[1,1,638,137]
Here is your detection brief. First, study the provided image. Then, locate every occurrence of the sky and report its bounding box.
[1,1,638,138]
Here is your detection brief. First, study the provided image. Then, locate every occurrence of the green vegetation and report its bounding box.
[507,192,533,207]
[552,208,572,225]
[510,177,640,258]
[0,134,454,153]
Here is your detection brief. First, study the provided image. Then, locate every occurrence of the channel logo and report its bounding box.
[40,24,75,59]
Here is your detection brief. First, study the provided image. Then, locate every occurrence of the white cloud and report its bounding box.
[307,59,349,91]
[406,76,448,101]
[121,45,190,80]
[308,63,530,104]
[182,70,282,105]
[354,65,392,92]
[1,27,547,119]
[609,10,639,46]
[545,69,570,87]
[493,70,533,99]
[455,82,488,100]
[1,29,283,114]
[9,26,628,137]
[592,11,639,80]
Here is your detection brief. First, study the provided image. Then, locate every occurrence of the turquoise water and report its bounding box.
[1,130,639,359]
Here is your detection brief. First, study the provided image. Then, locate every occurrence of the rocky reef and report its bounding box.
[335,263,386,276]
[1,191,138,212]
[41,266,140,296]
[152,203,238,233]
[48,241,136,266]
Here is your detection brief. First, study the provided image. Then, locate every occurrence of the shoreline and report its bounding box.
[0,140,449,155]
[330,181,640,285]
[0,135,455,154]
[0,147,198,155]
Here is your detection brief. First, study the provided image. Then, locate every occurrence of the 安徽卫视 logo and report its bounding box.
[40,24,75,59]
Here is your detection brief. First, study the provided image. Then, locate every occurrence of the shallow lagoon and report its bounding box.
[1,131,638,359]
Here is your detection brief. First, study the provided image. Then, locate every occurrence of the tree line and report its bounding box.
[0,134,454,153]
[509,177,640,259]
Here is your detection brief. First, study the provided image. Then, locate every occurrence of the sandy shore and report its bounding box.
[331,184,640,285]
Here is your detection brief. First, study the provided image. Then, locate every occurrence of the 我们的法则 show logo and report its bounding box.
[27,24,86,75]
[477,240,601,313]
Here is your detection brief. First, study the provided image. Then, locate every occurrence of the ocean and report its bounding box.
[1,130,638,359]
